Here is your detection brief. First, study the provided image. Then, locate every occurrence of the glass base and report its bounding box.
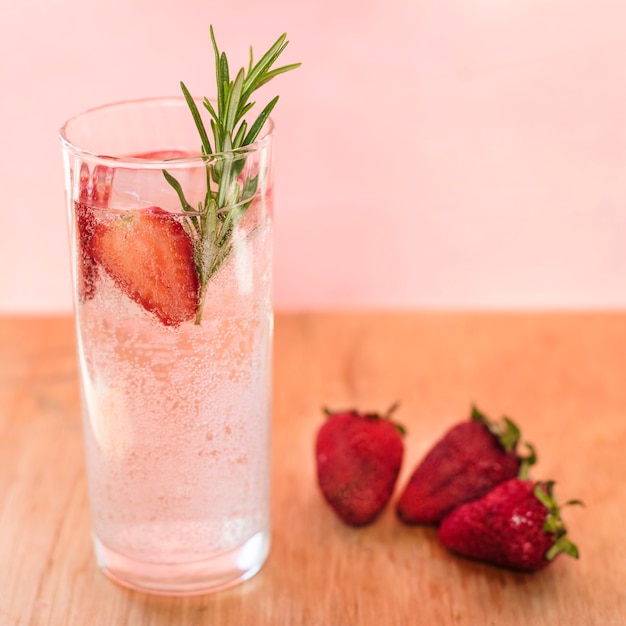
[93,529,270,596]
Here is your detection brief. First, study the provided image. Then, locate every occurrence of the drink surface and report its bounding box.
[74,199,273,565]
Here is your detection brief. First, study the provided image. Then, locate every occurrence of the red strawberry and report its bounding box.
[438,478,582,571]
[315,405,405,526]
[90,206,199,326]
[75,163,113,301]
[396,406,532,525]
[75,201,99,301]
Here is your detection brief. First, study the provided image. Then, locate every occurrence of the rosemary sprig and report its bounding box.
[164,26,299,324]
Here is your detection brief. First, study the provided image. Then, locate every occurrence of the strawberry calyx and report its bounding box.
[471,404,523,453]
[517,443,538,479]
[374,402,406,436]
[533,480,583,561]
[322,404,407,437]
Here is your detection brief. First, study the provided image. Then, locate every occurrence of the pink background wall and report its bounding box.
[1,0,626,312]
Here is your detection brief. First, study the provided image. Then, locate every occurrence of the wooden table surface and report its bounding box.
[1,313,625,625]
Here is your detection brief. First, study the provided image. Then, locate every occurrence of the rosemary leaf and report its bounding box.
[257,63,303,89]
[243,34,288,94]
[244,96,279,146]
[219,51,230,114]
[248,46,254,74]
[226,68,246,131]
[203,97,219,123]
[233,119,248,148]
[180,82,213,156]
[162,169,195,213]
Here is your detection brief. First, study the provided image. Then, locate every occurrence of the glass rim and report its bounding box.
[59,96,275,166]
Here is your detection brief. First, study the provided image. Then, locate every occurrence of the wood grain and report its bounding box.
[1,314,625,625]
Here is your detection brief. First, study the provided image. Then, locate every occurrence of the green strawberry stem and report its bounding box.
[383,401,400,419]
[163,26,300,324]
[471,404,522,452]
[517,443,538,479]
[534,481,583,561]
[322,405,407,436]
[382,402,407,436]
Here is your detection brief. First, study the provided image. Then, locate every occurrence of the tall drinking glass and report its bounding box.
[60,98,274,595]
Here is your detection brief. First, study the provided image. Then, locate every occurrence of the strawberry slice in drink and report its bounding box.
[75,151,190,303]
[76,163,114,302]
[90,206,199,326]
[75,201,99,301]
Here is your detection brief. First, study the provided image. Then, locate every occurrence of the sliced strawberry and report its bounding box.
[74,154,187,304]
[90,206,199,326]
[75,201,99,302]
[76,163,113,302]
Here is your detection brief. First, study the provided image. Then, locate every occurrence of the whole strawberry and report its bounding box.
[438,478,581,571]
[397,406,532,525]
[315,405,405,526]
